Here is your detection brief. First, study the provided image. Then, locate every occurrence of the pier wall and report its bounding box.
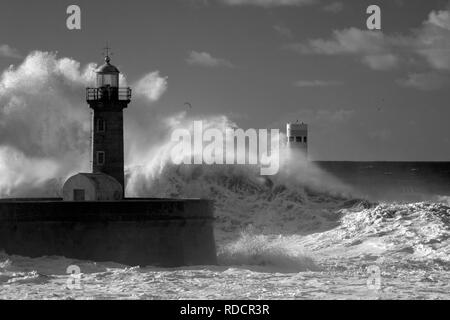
[0,199,217,267]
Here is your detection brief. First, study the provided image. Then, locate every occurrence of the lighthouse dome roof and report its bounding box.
[96,56,120,74]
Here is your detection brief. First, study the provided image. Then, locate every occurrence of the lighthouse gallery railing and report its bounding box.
[86,87,132,102]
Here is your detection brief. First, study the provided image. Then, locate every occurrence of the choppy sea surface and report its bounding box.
[1,164,449,299]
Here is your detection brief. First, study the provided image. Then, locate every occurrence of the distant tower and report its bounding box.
[286,122,308,156]
[86,50,131,194]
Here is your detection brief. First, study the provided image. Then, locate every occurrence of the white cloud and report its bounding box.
[134,71,168,102]
[293,80,343,87]
[186,51,234,68]
[0,44,22,59]
[428,8,450,30]
[415,9,450,71]
[288,27,400,70]
[362,54,399,71]
[287,9,450,74]
[273,25,294,38]
[289,28,390,55]
[218,0,316,7]
[397,72,449,91]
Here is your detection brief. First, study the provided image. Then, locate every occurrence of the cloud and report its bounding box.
[134,71,168,102]
[323,2,343,13]
[428,8,450,30]
[287,28,401,70]
[287,6,450,74]
[397,72,450,91]
[186,51,234,68]
[362,54,399,71]
[0,44,22,59]
[288,28,389,55]
[218,0,317,7]
[273,25,294,38]
[293,80,343,87]
[415,9,450,71]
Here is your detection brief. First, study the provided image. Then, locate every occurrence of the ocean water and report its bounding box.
[1,164,449,300]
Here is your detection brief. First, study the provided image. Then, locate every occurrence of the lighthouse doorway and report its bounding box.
[73,189,85,201]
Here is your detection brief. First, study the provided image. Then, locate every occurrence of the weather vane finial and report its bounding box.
[102,42,113,63]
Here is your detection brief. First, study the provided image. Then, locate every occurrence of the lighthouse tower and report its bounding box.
[287,122,308,156]
[86,52,131,193]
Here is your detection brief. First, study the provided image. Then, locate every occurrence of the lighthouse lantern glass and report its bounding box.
[97,73,119,88]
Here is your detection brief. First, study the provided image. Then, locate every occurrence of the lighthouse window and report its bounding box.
[97,119,106,132]
[296,136,302,142]
[303,137,307,143]
[96,151,105,165]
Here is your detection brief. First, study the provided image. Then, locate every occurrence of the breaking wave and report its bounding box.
[126,159,450,271]
[217,227,318,272]
[1,157,449,299]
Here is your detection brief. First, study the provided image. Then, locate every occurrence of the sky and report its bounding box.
[1,0,450,164]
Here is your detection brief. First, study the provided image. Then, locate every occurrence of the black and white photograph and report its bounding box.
[0,0,449,305]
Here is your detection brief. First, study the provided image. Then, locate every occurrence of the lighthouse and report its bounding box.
[86,52,131,193]
[62,50,131,201]
[287,122,308,157]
